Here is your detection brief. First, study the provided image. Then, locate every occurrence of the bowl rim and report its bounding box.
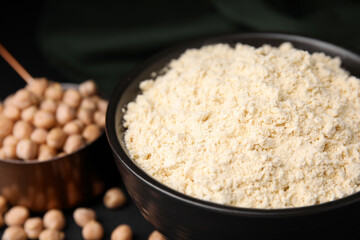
[106,32,360,217]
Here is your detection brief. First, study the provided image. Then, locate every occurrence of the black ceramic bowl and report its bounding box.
[106,33,360,240]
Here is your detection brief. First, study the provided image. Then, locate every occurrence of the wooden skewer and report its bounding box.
[0,43,34,83]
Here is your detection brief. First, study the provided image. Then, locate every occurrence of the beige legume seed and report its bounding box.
[30,129,48,144]
[13,89,36,110]
[3,145,17,159]
[27,78,48,97]
[111,224,133,240]
[4,206,30,226]
[104,187,127,209]
[63,134,85,154]
[33,110,56,129]
[73,208,96,228]
[79,80,97,97]
[38,229,64,240]
[77,108,93,125]
[2,106,21,121]
[94,111,106,128]
[13,121,33,139]
[80,98,97,111]
[21,106,37,123]
[38,144,57,161]
[40,99,57,114]
[97,98,108,113]
[83,124,101,143]
[0,195,7,213]
[45,83,63,101]
[63,120,84,135]
[3,136,18,147]
[3,95,14,107]
[2,226,27,240]
[56,103,76,125]
[63,89,82,108]
[148,231,165,240]
[46,128,67,150]
[16,139,38,160]
[0,148,5,159]
[43,209,66,230]
[82,220,104,240]
[24,217,43,239]
[0,117,14,138]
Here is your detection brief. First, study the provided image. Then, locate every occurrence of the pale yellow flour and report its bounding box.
[123,42,360,208]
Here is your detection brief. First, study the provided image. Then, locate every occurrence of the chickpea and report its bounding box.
[16,139,38,160]
[2,226,27,240]
[79,80,97,97]
[13,121,33,139]
[56,103,75,125]
[3,136,19,147]
[63,134,85,154]
[73,208,96,228]
[30,128,47,144]
[33,110,56,129]
[46,128,67,150]
[24,217,43,239]
[44,83,63,101]
[38,144,57,161]
[83,124,101,143]
[111,224,133,240]
[63,89,82,108]
[0,148,5,159]
[0,195,7,213]
[96,98,108,113]
[3,144,17,159]
[40,99,57,114]
[27,78,48,97]
[148,231,165,240]
[57,152,66,158]
[43,209,66,230]
[2,106,21,121]
[82,220,104,240]
[0,117,14,138]
[94,111,106,128]
[103,187,126,209]
[63,120,84,135]
[39,229,64,240]
[77,108,93,125]
[4,206,30,226]
[12,89,36,110]
[80,98,97,111]
[21,106,37,123]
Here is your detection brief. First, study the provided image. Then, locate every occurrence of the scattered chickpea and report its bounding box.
[148,231,165,240]
[63,134,85,154]
[56,103,75,125]
[30,128,48,144]
[0,195,7,213]
[79,80,97,97]
[12,89,36,110]
[27,78,48,97]
[111,224,133,240]
[40,99,57,114]
[0,117,14,138]
[73,208,96,228]
[43,209,66,230]
[33,110,56,129]
[77,108,93,125]
[21,106,37,123]
[4,206,30,226]
[39,229,64,240]
[2,106,21,121]
[2,226,27,240]
[63,89,82,108]
[45,83,63,101]
[63,120,84,135]
[13,120,33,139]
[82,220,104,240]
[38,144,57,161]
[103,187,127,209]
[96,98,108,113]
[3,144,17,159]
[3,95,14,107]
[83,124,101,143]
[24,217,43,239]
[94,111,106,128]
[80,98,97,111]
[46,128,67,150]
[16,139,38,160]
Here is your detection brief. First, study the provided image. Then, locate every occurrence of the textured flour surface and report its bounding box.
[123,43,360,209]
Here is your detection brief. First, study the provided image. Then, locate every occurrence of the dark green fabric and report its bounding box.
[38,0,360,95]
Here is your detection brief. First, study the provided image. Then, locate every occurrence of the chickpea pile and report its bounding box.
[0,79,107,161]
